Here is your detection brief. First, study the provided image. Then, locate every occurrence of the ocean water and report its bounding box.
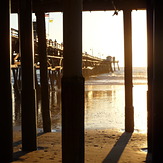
[85,67,147,132]
[12,67,148,133]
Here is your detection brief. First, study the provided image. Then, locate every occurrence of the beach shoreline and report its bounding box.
[12,67,148,162]
[13,128,148,163]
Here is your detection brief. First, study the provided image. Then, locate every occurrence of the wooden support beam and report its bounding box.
[62,0,85,162]
[123,9,134,132]
[35,11,51,133]
[0,0,13,161]
[11,0,147,13]
[19,0,37,151]
[146,0,153,154]
[152,1,163,162]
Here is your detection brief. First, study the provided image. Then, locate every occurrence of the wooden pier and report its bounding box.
[2,0,159,162]
[11,28,120,93]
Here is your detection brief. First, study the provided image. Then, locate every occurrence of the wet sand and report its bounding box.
[12,129,148,163]
[12,69,148,162]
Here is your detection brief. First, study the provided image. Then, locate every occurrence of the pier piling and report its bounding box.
[0,0,13,161]
[19,0,37,151]
[36,11,51,133]
[62,0,85,162]
[146,0,153,154]
[152,1,163,162]
[123,9,134,133]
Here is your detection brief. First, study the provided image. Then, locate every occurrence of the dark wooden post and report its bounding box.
[0,0,13,161]
[113,57,116,71]
[152,1,163,162]
[146,0,153,154]
[62,0,85,162]
[35,11,51,133]
[19,0,37,151]
[123,9,134,132]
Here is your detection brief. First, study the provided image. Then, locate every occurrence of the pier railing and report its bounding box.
[11,28,120,92]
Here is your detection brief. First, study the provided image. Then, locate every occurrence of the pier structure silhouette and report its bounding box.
[0,0,160,162]
[11,27,119,94]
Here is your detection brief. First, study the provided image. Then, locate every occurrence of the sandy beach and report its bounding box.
[12,128,148,163]
[12,68,148,162]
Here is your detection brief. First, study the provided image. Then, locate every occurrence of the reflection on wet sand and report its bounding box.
[12,91,21,127]
[85,84,147,132]
[50,90,61,129]
[12,79,147,133]
[85,85,125,130]
[12,87,61,130]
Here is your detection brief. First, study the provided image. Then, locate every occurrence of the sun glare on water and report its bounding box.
[11,10,148,132]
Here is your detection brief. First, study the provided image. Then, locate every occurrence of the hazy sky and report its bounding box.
[11,10,147,67]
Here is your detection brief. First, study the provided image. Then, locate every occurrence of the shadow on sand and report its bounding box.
[102,132,132,163]
[13,132,45,162]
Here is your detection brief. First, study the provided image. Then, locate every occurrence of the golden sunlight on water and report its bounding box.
[85,85,125,130]
[85,84,147,133]
[12,68,147,133]
[133,85,147,132]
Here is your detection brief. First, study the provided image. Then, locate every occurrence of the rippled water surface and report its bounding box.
[85,84,147,132]
[13,67,147,132]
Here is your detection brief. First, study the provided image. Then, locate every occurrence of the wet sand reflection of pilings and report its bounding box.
[12,83,61,130]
